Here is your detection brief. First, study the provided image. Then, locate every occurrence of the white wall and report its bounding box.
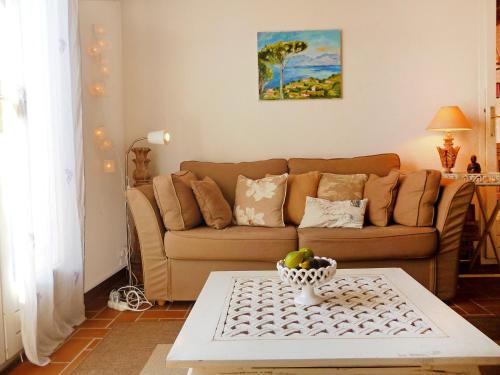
[80,0,126,292]
[122,0,488,174]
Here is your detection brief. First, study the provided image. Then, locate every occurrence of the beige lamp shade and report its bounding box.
[147,129,171,144]
[427,106,472,132]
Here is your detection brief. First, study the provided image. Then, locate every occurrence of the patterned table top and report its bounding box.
[214,275,442,340]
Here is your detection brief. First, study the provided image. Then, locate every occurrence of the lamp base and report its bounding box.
[437,132,460,173]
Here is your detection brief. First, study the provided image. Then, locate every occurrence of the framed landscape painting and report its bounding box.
[258,29,342,100]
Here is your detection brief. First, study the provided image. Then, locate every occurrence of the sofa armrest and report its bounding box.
[434,179,475,300]
[126,185,169,301]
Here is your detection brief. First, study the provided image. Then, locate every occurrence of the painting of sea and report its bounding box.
[258,30,342,100]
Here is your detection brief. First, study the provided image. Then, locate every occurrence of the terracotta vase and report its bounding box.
[131,147,152,186]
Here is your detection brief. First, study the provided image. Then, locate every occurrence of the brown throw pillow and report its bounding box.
[153,171,202,231]
[267,171,321,225]
[317,173,368,202]
[191,177,232,229]
[363,170,400,227]
[234,174,287,227]
[393,169,441,226]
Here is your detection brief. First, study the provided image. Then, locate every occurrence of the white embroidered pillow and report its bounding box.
[299,196,368,229]
[233,174,288,227]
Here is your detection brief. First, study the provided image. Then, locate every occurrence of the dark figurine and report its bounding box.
[467,155,481,174]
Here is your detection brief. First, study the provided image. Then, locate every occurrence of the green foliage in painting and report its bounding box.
[260,73,342,100]
[258,41,308,99]
[258,58,273,95]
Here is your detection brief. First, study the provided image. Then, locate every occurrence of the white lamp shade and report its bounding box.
[147,130,171,145]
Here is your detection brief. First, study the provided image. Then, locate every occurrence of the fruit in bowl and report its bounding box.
[277,248,337,306]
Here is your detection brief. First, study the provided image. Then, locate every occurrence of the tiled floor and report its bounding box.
[4,273,500,374]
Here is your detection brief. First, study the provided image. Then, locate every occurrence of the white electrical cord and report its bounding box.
[108,285,153,312]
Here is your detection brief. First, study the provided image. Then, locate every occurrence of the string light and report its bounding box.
[100,139,113,151]
[103,160,115,173]
[94,127,106,140]
[96,39,110,49]
[89,83,106,96]
[86,45,101,57]
[99,65,110,76]
[94,24,106,35]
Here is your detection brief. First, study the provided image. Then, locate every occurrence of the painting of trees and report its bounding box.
[258,41,308,99]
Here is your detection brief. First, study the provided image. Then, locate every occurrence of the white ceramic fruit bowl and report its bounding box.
[276,257,337,306]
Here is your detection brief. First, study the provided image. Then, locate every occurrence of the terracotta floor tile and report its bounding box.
[8,362,67,375]
[453,300,494,316]
[77,319,112,329]
[61,349,91,374]
[71,328,110,339]
[84,310,100,319]
[141,309,187,319]
[472,298,500,315]
[93,308,121,320]
[168,301,193,310]
[114,310,142,322]
[86,338,102,350]
[50,338,92,362]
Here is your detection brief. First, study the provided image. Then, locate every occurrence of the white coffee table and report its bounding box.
[166,268,500,374]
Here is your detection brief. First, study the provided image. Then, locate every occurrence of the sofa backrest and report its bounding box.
[180,159,288,207]
[288,153,400,176]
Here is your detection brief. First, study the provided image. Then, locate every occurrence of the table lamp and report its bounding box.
[427,106,472,173]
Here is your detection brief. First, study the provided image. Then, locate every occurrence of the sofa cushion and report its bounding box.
[152,171,202,231]
[288,153,400,176]
[317,173,368,201]
[393,169,441,226]
[191,177,232,229]
[164,225,297,261]
[363,170,400,226]
[298,225,437,261]
[283,171,321,225]
[234,174,288,228]
[180,159,288,207]
[299,197,368,229]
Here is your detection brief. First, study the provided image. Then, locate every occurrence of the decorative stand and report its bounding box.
[443,173,500,270]
[131,147,152,186]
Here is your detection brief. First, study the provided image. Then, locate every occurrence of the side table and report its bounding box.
[443,173,500,270]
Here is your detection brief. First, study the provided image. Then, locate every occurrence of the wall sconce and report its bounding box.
[100,139,113,151]
[89,83,106,97]
[103,160,115,173]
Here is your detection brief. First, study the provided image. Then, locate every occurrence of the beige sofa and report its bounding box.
[126,154,474,303]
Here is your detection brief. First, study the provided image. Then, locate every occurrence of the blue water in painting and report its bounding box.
[265,65,341,89]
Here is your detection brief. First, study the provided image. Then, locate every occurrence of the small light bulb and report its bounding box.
[87,45,101,57]
[164,132,171,143]
[96,39,110,49]
[94,127,106,139]
[94,24,106,35]
[89,83,106,96]
[100,139,113,151]
[103,160,115,173]
[99,65,110,76]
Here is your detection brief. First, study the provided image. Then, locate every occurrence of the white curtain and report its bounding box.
[0,0,85,366]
